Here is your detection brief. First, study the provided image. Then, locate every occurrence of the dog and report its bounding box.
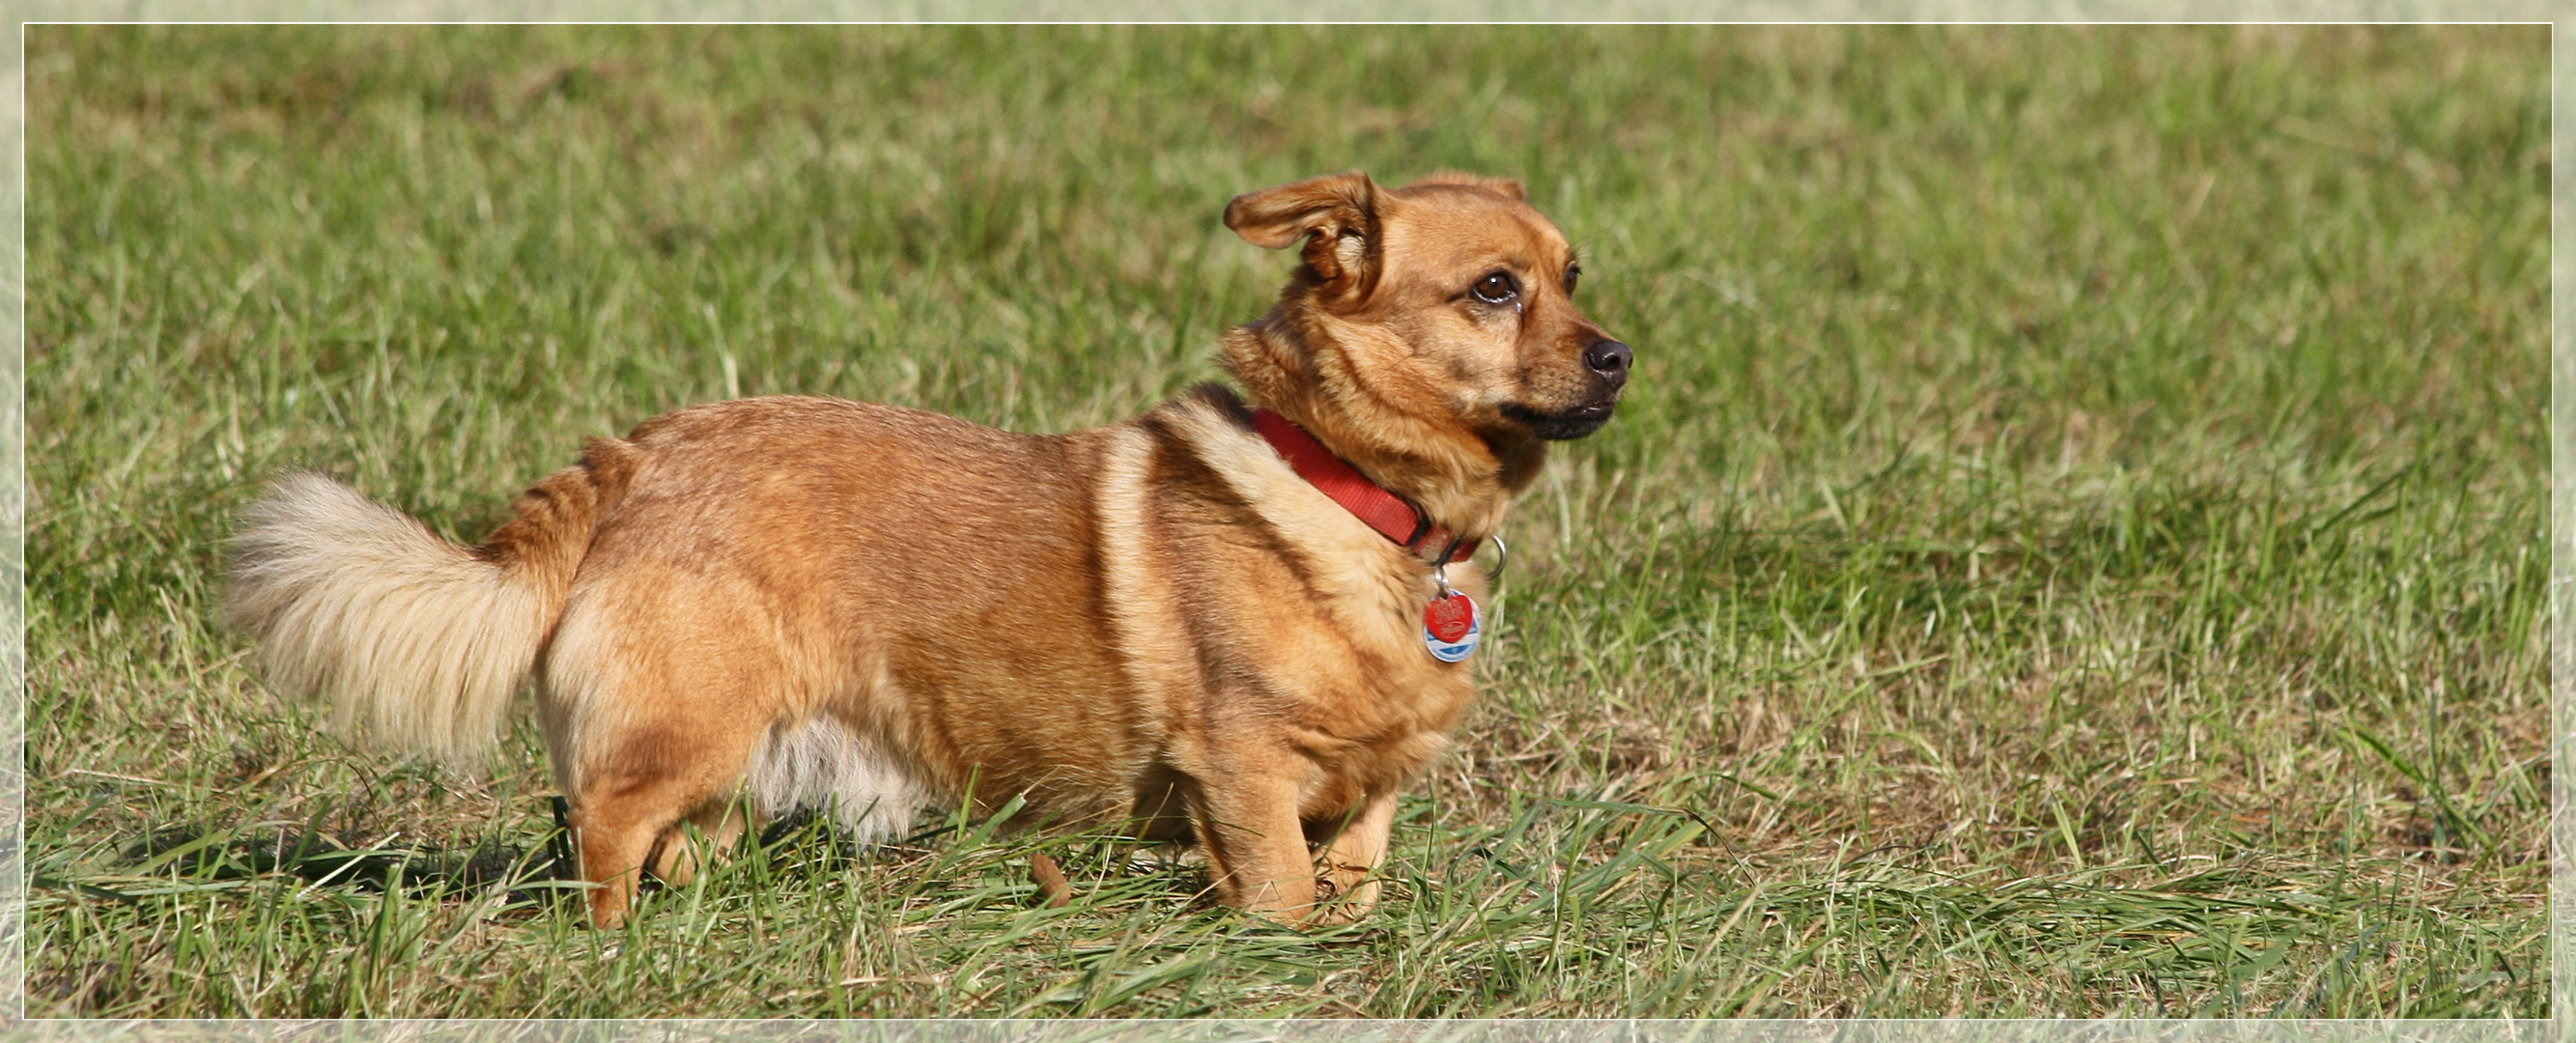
[225,170,1631,927]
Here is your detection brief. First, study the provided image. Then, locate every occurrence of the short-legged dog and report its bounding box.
[227,170,1632,927]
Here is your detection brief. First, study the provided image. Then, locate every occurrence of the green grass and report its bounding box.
[23,25,2547,1017]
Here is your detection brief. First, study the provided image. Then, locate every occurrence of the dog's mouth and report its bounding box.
[1501,400,1620,441]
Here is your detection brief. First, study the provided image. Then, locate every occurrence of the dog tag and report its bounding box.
[1423,591,1481,662]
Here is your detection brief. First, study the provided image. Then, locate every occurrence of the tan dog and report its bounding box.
[226,171,1631,927]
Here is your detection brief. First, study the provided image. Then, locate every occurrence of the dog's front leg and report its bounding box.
[1308,787,1399,924]
[1185,773,1319,922]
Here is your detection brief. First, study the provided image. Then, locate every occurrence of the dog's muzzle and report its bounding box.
[1505,339,1629,440]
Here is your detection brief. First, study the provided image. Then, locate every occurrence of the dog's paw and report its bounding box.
[1305,867,1381,925]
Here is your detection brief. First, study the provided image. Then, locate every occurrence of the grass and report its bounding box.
[22,25,2548,1017]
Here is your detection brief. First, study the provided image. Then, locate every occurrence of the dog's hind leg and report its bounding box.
[568,771,700,928]
[651,798,751,887]
[564,716,769,927]
[546,587,786,928]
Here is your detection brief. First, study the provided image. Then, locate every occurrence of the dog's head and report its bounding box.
[1223,171,1630,447]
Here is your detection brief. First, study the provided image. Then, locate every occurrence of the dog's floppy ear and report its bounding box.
[1225,171,1378,249]
[1408,171,1525,201]
[1225,171,1382,304]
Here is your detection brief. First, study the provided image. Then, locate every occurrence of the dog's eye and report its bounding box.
[1471,270,1518,305]
[1565,265,1581,294]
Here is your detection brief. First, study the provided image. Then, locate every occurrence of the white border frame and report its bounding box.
[4,6,2559,1036]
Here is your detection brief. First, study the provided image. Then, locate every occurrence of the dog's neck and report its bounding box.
[1220,312,1539,546]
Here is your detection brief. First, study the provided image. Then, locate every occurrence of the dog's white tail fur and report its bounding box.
[227,456,622,764]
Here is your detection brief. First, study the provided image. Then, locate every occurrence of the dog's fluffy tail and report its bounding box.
[225,443,633,764]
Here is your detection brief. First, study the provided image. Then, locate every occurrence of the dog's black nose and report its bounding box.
[1584,340,1631,380]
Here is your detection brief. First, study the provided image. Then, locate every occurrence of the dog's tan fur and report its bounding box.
[227,171,1629,927]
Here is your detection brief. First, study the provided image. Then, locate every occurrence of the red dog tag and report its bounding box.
[1423,592,1480,662]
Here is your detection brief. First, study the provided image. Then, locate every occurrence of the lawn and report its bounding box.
[22,25,2548,1017]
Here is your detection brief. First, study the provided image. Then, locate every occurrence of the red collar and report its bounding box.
[1251,408,1475,565]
